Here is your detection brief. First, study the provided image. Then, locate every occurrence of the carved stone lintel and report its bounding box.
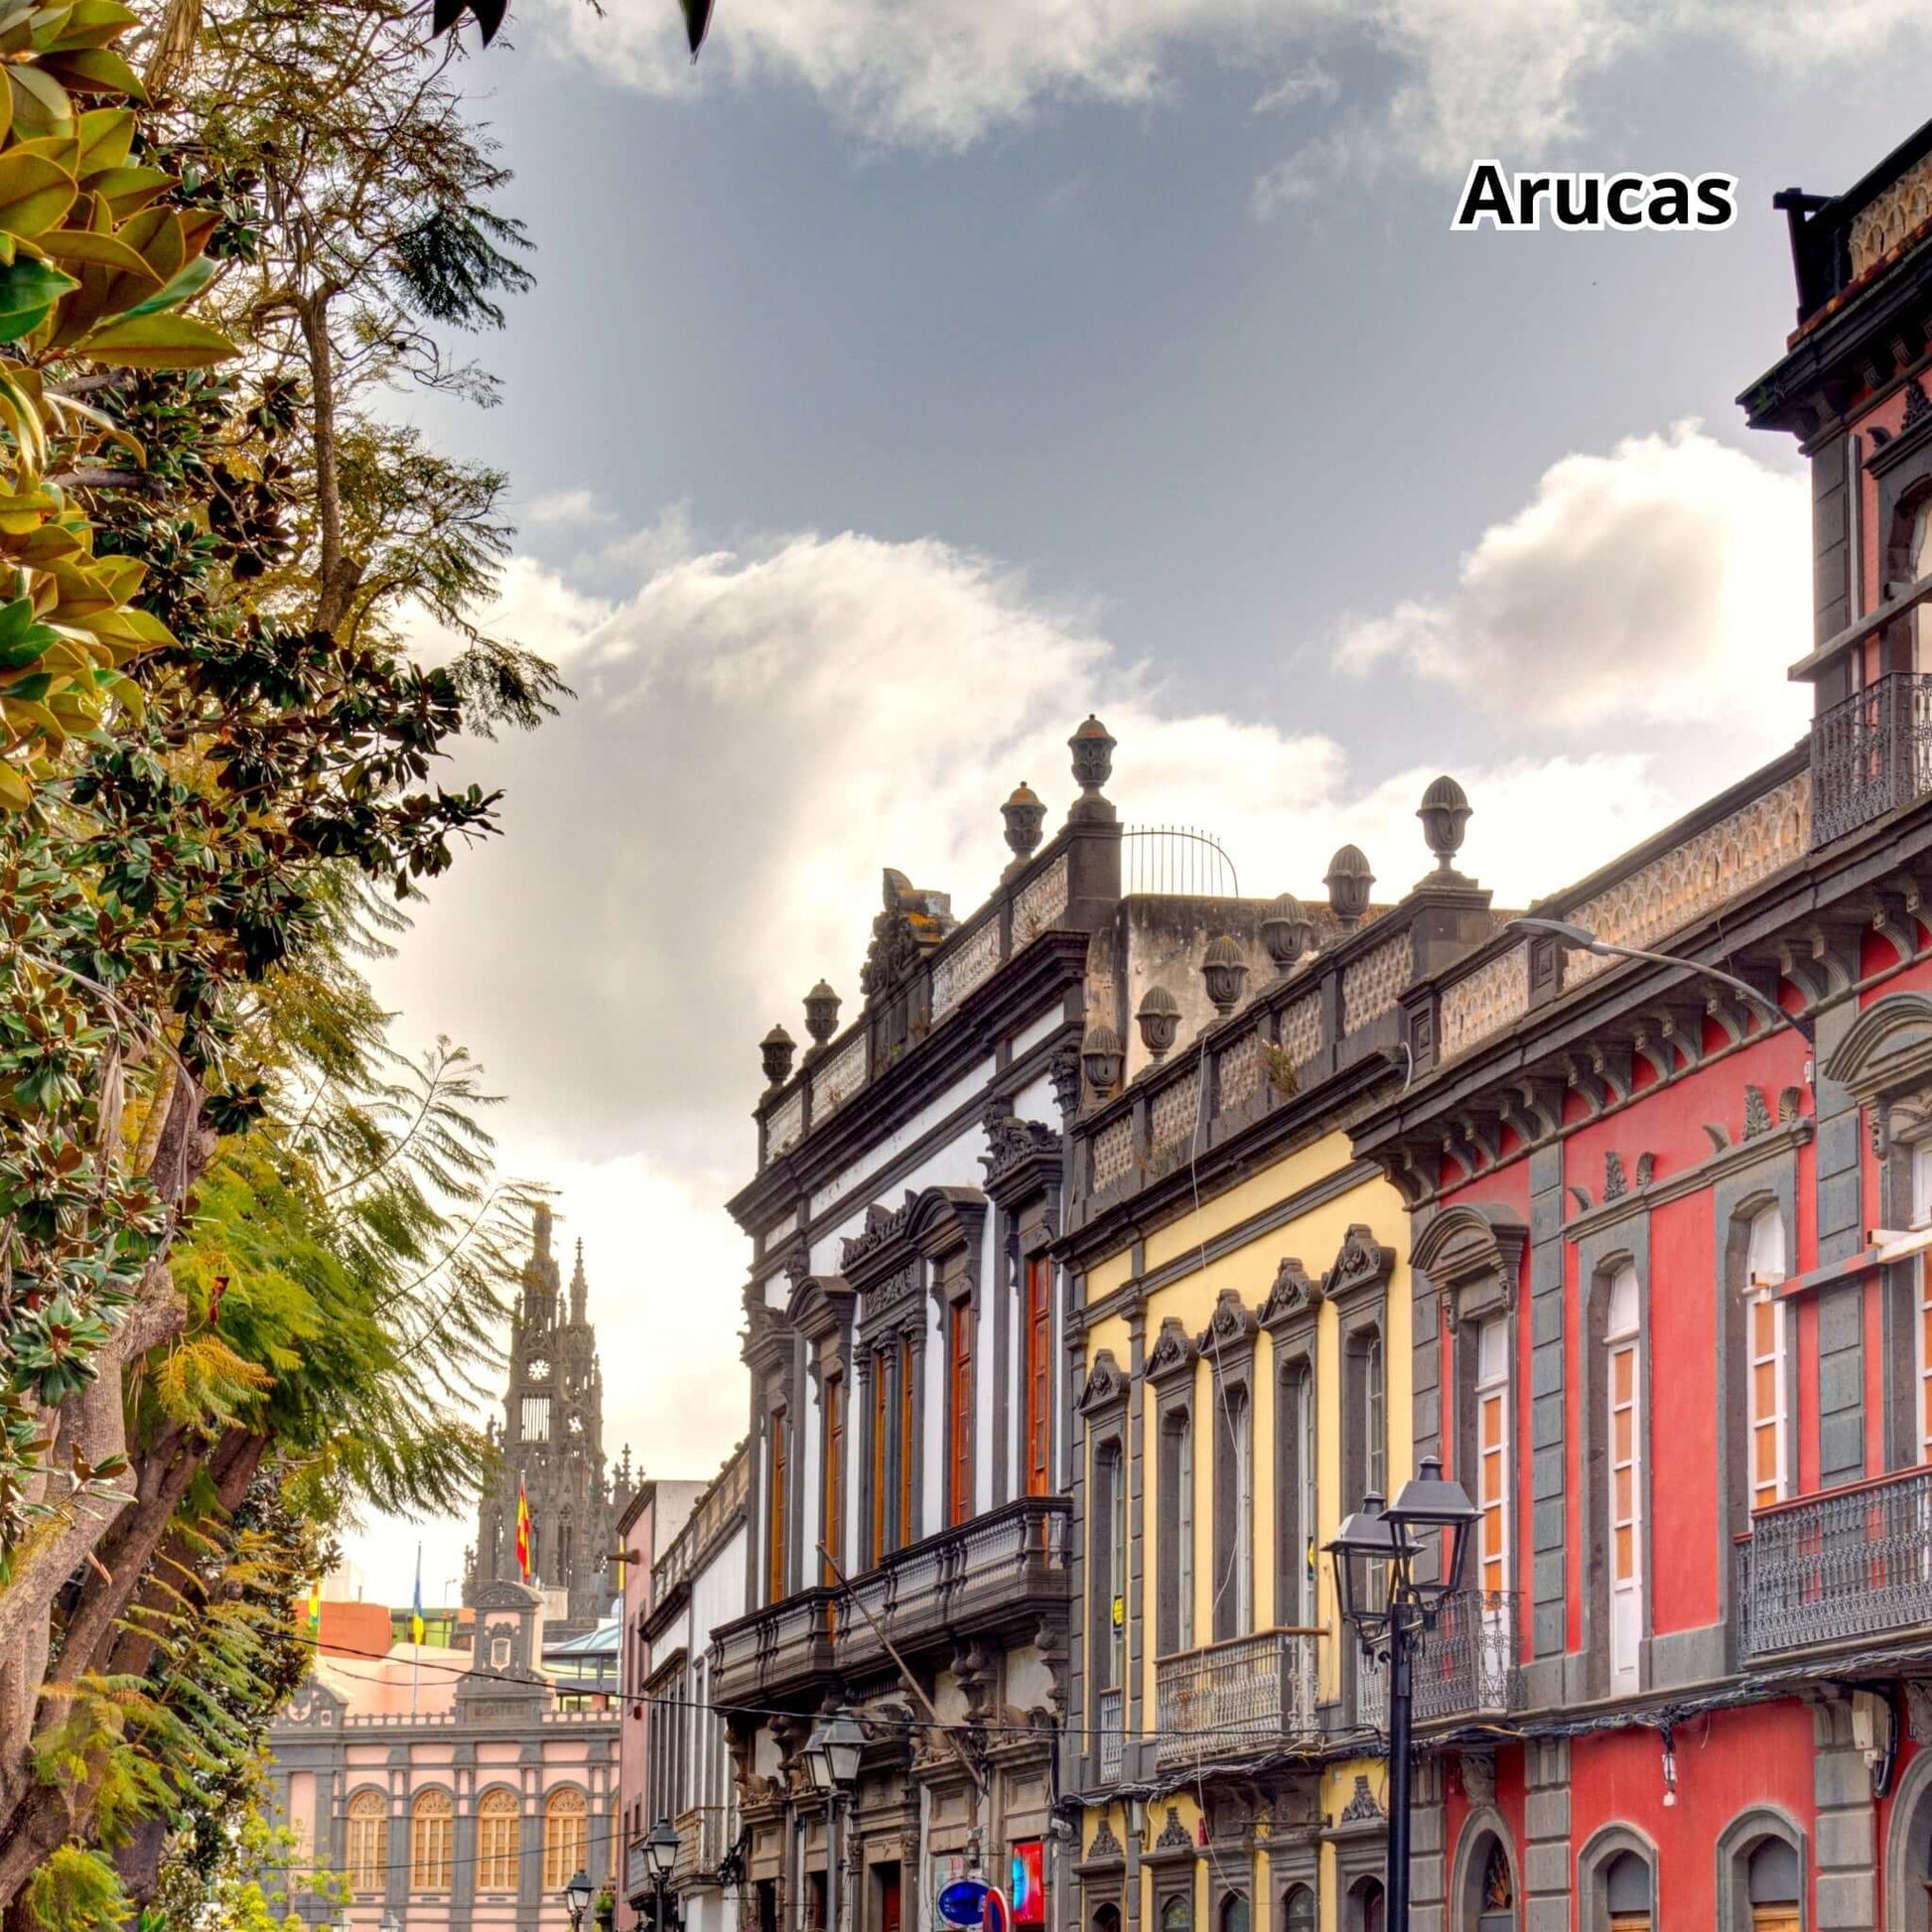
[1603,1151,1627,1202]
[1338,1775,1385,1824]
[1048,1043,1083,1118]
[1743,1085,1774,1141]
[1906,1680,1932,1744]
[1457,1749,1496,1808]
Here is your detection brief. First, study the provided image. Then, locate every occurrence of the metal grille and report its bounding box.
[1121,826,1239,897]
[1153,1628,1320,1769]
[1097,1688,1124,1783]
[1736,1467,1932,1658]
[1811,672,1932,847]
[1411,1589,1522,1720]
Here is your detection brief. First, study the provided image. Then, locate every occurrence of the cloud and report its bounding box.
[533,0,1932,184]
[1333,422,1813,743]
[524,486,613,529]
[352,426,1802,1581]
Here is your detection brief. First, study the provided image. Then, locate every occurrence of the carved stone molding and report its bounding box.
[1146,1314,1198,1389]
[1412,1203,1527,1335]
[1079,1349,1129,1417]
[1322,1224,1397,1315]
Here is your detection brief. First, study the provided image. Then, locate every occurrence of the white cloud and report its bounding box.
[349,428,1804,1589]
[1333,422,1813,743]
[524,486,613,529]
[532,0,1932,187]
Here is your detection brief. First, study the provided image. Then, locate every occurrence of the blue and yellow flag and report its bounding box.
[411,1544,425,1646]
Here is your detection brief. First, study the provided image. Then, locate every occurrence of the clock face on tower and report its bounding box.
[527,1357,550,1381]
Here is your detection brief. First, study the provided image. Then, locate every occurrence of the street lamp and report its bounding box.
[641,1816,682,1932]
[564,1869,594,1932]
[1507,915,1815,1046]
[1326,1457,1479,1932]
[803,1711,866,1932]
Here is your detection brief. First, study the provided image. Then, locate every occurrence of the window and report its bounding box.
[898,1332,915,1541]
[1917,1144,1932,1459]
[1603,1851,1652,1932]
[1276,1362,1316,1625]
[1476,1839,1514,1932]
[949,1298,975,1525]
[1161,1899,1191,1932]
[1212,1386,1253,1640]
[477,1788,519,1892]
[521,1395,550,1443]
[1095,1442,1126,1691]
[1606,1265,1643,1698]
[346,1789,387,1896]
[871,1346,894,1560]
[543,1787,589,1891]
[1745,1839,1799,1932]
[1282,1887,1315,1932]
[822,1370,845,1583]
[1026,1257,1052,1495]
[1476,1319,1510,1600]
[1156,1406,1193,1655]
[1745,1209,1789,1509]
[1220,1897,1249,1932]
[1365,1332,1386,1500]
[410,1789,453,1892]
[767,1405,788,1602]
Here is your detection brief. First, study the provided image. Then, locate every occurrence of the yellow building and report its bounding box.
[1053,788,1500,1932]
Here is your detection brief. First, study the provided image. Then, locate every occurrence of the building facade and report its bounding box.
[711,724,1131,1932]
[1335,109,1932,1932]
[1056,789,1499,1932]
[470,1207,626,1638]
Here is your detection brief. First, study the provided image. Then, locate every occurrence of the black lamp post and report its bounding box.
[803,1710,866,1932]
[1326,1457,1478,1932]
[641,1816,682,1932]
[565,1869,594,1932]
[1507,915,1816,1046]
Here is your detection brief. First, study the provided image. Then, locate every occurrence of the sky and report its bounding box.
[343,0,1932,1603]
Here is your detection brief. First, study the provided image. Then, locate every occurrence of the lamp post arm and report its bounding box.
[1592,941,1815,1045]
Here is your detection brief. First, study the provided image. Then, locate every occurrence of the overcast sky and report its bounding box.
[344,0,1932,1604]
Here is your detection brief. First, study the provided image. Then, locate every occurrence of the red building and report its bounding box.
[1348,114,1932,1932]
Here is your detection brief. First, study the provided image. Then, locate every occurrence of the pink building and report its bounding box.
[270,1581,620,1932]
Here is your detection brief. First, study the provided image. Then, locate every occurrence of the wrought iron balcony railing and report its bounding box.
[710,1497,1069,1702]
[1736,1466,1932,1659]
[1096,1688,1124,1784]
[1352,1590,1521,1731]
[1811,671,1932,847]
[1152,1627,1320,1770]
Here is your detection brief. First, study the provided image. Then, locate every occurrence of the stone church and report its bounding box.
[467,1205,627,1637]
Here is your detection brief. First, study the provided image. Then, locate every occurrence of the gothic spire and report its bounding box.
[570,1237,587,1324]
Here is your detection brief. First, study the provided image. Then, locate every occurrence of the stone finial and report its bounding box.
[803,980,841,1050]
[1068,715,1117,824]
[1136,985,1180,1063]
[760,1025,796,1088]
[1324,844,1374,926]
[1418,774,1472,879]
[1001,781,1047,869]
[1261,893,1315,976]
[1080,1022,1125,1100]
[1200,934,1249,1018]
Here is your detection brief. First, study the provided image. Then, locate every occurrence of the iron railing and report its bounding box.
[1121,825,1239,897]
[1152,1627,1320,1769]
[1412,1589,1522,1721]
[1736,1466,1932,1658]
[1811,671,1932,847]
[1096,1688,1124,1783]
[711,1497,1070,1701]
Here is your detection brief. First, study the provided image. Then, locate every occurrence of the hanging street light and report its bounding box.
[803,1710,867,1932]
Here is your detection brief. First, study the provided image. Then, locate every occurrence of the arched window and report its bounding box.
[1477,1839,1515,1931]
[1605,1264,1643,1697]
[478,1787,520,1892]
[543,1786,589,1891]
[1604,1851,1652,1932]
[410,1788,454,1892]
[1347,1878,1385,1932]
[1745,1208,1789,1509]
[1282,1886,1315,1932]
[1219,1896,1249,1932]
[1745,1839,1799,1932]
[345,1789,388,1896]
[1093,1907,1122,1932]
[1160,1897,1191,1932]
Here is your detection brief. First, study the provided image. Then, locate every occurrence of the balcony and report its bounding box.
[1736,1466,1932,1660]
[1096,1688,1124,1783]
[711,1497,1070,1704]
[1812,672,1932,847]
[1152,1628,1320,1770]
[1353,1591,1522,1732]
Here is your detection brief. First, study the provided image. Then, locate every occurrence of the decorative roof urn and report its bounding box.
[1068,715,1118,824]
[1262,892,1315,976]
[1417,773,1473,880]
[803,980,842,1053]
[1200,934,1249,1018]
[1324,844,1374,927]
[1002,781,1047,874]
[1137,985,1181,1063]
[1081,1022,1125,1100]
[760,1025,796,1088]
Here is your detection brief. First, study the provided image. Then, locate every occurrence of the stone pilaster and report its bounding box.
[1408,1757,1446,1932]
[1813,1695,1877,1931]
[1521,1739,1571,1932]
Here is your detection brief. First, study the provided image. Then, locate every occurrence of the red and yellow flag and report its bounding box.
[515,1476,531,1582]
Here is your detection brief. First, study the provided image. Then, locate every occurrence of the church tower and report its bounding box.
[467,1205,624,1637]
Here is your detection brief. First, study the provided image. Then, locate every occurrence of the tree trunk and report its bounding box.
[298,288,361,633]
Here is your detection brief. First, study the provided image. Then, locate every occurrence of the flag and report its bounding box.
[515,1476,531,1582]
[306,1576,321,1636]
[411,1543,425,1647]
